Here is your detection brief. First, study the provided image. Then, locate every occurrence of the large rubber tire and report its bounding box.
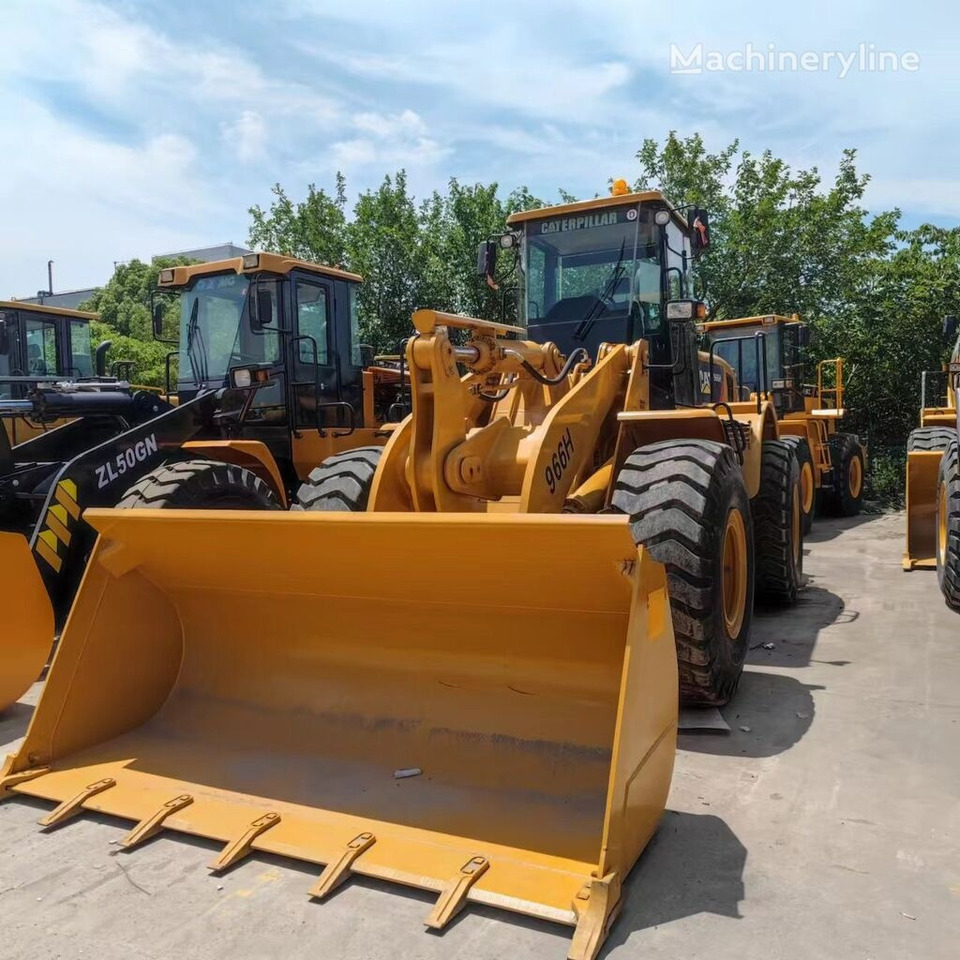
[117,459,281,510]
[292,446,384,512]
[611,439,755,706]
[936,439,960,609]
[821,433,865,517]
[907,426,955,452]
[780,435,816,535]
[753,440,803,605]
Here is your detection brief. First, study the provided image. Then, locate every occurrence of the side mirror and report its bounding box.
[359,344,375,369]
[250,287,275,331]
[476,240,498,283]
[0,319,8,355]
[152,302,165,339]
[690,208,710,258]
[943,315,958,340]
[95,340,111,378]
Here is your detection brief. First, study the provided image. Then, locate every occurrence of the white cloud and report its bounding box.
[327,109,450,174]
[221,111,268,163]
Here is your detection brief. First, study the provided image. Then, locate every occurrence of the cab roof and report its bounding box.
[0,300,97,321]
[506,189,686,226]
[157,252,363,288]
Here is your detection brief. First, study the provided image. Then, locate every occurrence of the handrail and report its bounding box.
[817,358,843,410]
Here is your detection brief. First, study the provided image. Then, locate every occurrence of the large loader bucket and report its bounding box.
[903,450,942,570]
[0,532,54,711]
[1,510,677,960]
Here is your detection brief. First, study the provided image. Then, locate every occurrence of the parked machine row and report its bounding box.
[0,187,876,959]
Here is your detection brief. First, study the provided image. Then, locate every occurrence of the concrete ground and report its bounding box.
[0,512,957,959]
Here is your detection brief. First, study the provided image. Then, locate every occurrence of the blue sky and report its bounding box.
[2,0,958,297]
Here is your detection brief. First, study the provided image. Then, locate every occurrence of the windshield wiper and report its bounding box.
[572,239,627,343]
[185,296,209,387]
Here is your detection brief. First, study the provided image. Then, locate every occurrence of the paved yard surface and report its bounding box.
[0,513,957,959]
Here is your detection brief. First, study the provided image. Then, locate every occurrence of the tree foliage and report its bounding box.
[635,132,960,478]
[248,173,551,351]
[81,138,960,504]
[79,257,192,388]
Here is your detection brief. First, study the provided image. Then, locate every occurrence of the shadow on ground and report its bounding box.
[0,701,35,748]
[804,513,878,544]
[600,810,745,955]
[750,584,854,669]
[680,671,823,758]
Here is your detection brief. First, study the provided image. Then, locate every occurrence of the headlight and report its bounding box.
[654,210,671,226]
[158,269,175,284]
[666,300,694,320]
[242,253,260,269]
[232,368,252,388]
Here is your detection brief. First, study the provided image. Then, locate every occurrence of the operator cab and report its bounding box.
[0,301,99,401]
[157,253,371,431]
[483,186,710,409]
[700,315,810,412]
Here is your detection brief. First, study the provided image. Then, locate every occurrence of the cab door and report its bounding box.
[291,276,340,431]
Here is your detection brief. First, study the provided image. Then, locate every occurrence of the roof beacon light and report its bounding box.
[611,178,629,197]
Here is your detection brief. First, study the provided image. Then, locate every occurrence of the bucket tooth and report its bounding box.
[121,794,194,850]
[568,873,622,960]
[0,765,50,799]
[424,856,489,930]
[208,812,281,873]
[37,778,116,829]
[308,832,376,900]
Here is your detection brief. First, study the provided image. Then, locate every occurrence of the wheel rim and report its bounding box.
[938,479,948,566]
[792,486,801,565]
[848,454,863,498]
[721,508,748,638]
[800,462,814,515]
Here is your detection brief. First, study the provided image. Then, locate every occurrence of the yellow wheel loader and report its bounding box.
[0,191,799,960]
[1,254,402,710]
[903,315,960,608]
[701,313,866,534]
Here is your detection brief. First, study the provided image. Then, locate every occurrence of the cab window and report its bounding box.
[296,282,329,366]
[68,320,94,377]
[25,318,58,376]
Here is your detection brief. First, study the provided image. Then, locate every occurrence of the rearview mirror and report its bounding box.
[152,302,165,338]
[476,240,498,281]
[250,287,274,331]
[943,314,958,341]
[95,340,111,378]
[690,208,710,258]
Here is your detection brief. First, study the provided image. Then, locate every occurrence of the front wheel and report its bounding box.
[936,439,960,609]
[753,440,803,605]
[822,433,865,517]
[611,439,755,706]
[780,435,816,535]
[117,459,281,510]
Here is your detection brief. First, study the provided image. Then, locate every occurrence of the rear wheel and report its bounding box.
[293,446,384,512]
[611,439,755,706]
[936,439,960,609]
[780,435,816,535]
[907,426,955,452]
[117,459,281,509]
[752,440,803,605]
[822,433,865,516]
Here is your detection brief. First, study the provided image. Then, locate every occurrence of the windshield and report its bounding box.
[706,323,783,394]
[524,204,660,325]
[177,274,280,385]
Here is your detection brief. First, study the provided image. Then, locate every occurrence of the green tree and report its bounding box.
[80,257,193,388]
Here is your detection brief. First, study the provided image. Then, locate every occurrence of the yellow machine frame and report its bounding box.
[903,362,959,570]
